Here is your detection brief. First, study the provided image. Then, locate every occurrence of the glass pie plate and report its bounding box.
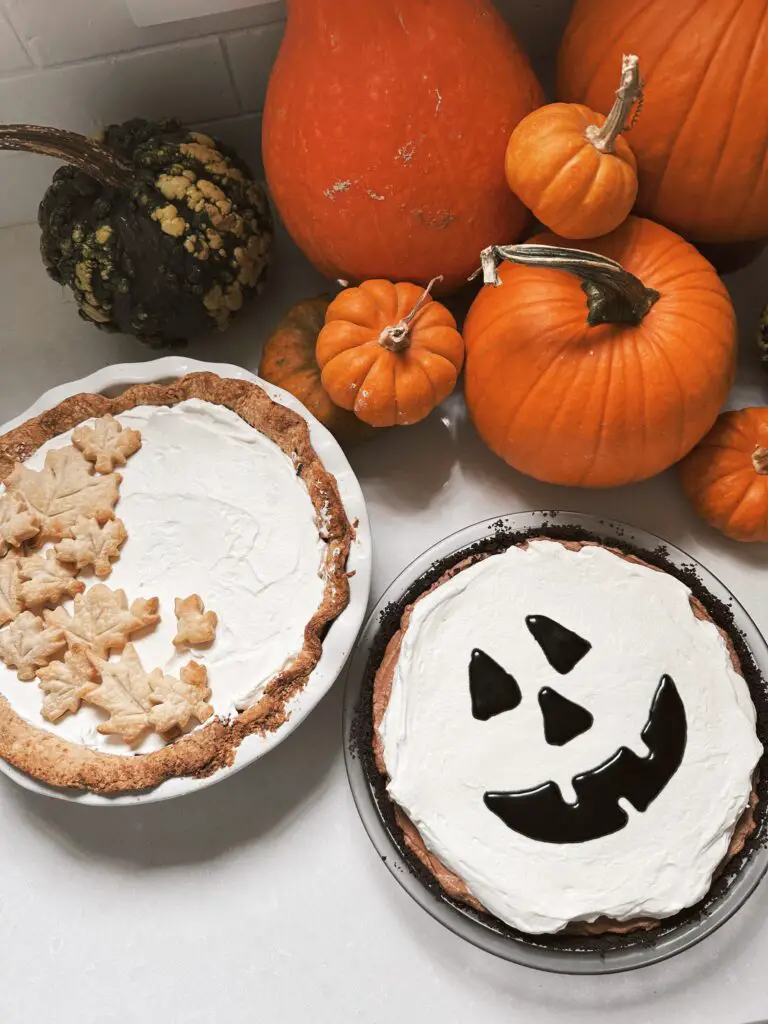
[0,356,372,806]
[342,511,768,975]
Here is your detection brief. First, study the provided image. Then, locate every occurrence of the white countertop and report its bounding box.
[1,220,767,1024]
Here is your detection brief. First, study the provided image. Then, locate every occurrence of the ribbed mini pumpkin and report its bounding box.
[0,119,273,345]
[505,54,641,239]
[316,278,464,427]
[463,217,736,488]
[680,408,768,542]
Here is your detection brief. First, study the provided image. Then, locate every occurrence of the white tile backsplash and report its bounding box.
[128,0,278,26]
[0,0,571,228]
[0,38,238,131]
[1,0,284,67]
[224,22,284,112]
[0,12,29,71]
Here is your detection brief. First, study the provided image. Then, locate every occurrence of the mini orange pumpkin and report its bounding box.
[316,278,465,428]
[680,408,768,542]
[463,216,736,488]
[259,296,376,446]
[505,54,641,239]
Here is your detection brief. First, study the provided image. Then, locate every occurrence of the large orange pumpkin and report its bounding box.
[463,217,736,488]
[262,0,543,294]
[558,0,768,244]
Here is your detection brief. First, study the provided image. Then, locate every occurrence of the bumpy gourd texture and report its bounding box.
[39,118,273,346]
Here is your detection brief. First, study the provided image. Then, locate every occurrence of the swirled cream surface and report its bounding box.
[380,540,763,934]
[0,399,326,755]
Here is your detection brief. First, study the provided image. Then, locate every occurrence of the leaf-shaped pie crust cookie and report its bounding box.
[18,550,85,609]
[148,661,213,734]
[37,645,100,722]
[84,646,213,743]
[173,594,218,649]
[0,555,21,628]
[54,516,128,577]
[72,415,142,474]
[85,644,154,743]
[7,447,120,539]
[0,494,40,556]
[44,584,160,658]
[0,611,66,680]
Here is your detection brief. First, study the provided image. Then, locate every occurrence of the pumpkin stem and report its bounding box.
[378,275,443,352]
[584,54,643,155]
[752,446,768,474]
[473,244,660,327]
[0,124,134,188]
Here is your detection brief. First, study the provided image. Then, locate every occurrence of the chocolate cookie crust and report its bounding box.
[0,372,354,793]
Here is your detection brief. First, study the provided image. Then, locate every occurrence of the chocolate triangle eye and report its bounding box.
[469,648,522,721]
[538,687,593,746]
[525,615,591,675]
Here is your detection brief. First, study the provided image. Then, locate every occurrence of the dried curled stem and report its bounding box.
[472,244,659,328]
[378,276,443,352]
[584,54,643,155]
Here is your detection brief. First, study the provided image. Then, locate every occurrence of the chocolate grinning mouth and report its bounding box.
[484,675,687,844]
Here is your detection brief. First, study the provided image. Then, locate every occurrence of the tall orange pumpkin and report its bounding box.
[558,0,768,244]
[463,217,736,488]
[262,0,543,294]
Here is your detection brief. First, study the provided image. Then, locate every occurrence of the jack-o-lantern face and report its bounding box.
[470,617,687,843]
[379,542,762,934]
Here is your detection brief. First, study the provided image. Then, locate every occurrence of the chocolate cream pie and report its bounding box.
[0,373,353,794]
[372,537,763,936]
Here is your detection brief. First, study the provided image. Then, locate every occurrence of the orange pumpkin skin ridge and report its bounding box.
[680,409,768,542]
[263,0,543,294]
[558,0,768,243]
[505,102,638,239]
[463,217,736,488]
[317,280,464,428]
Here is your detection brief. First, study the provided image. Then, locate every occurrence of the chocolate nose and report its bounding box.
[538,687,593,746]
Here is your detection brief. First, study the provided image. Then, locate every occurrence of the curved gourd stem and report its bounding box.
[0,124,133,187]
[379,275,443,352]
[585,54,643,154]
[752,446,768,474]
[473,244,660,327]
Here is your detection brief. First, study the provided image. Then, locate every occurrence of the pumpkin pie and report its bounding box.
[370,537,763,936]
[0,373,353,793]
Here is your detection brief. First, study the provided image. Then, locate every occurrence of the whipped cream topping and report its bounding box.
[0,399,326,755]
[380,540,763,934]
